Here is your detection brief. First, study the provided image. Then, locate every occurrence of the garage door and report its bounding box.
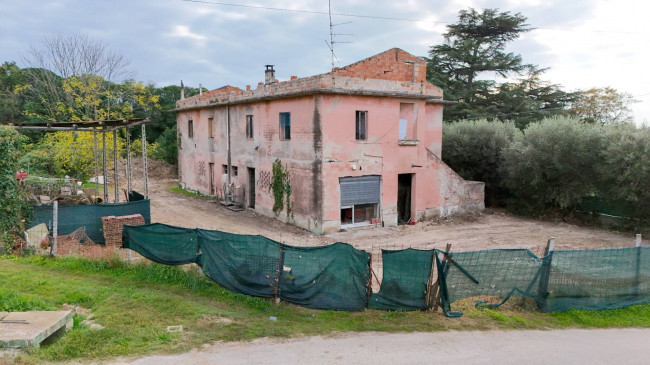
[340,175,381,206]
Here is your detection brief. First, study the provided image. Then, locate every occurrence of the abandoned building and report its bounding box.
[174,48,484,234]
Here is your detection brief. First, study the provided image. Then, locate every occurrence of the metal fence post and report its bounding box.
[635,234,642,296]
[51,201,58,257]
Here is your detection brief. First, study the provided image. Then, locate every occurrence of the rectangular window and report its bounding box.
[398,103,415,140]
[246,115,254,139]
[188,120,194,138]
[279,112,291,140]
[208,117,214,138]
[232,166,238,177]
[356,111,367,140]
[222,164,228,174]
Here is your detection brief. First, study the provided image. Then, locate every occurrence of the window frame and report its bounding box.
[279,112,291,140]
[188,120,194,139]
[356,111,367,141]
[208,117,214,139]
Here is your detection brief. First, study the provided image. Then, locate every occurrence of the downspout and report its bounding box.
[227,105,231,186]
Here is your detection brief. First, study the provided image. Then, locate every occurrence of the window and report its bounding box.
[188,120,194,138]
[232,166,238,177]
[356,111,367,140]
[246,115,254,139]
[208,117,214,138]
[222,164,228,174]
[279,112,291,140]
[398,103,415,140]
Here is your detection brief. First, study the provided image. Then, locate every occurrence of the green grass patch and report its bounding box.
[168,186,213,199]
[0,255,647,364]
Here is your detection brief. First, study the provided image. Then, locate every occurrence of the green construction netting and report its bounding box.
[122,223,199,265]
[540,247,650,312]
[369,249,434,311]
[278,243,370,311]
[29,200,151,244]
[197,229,281,298]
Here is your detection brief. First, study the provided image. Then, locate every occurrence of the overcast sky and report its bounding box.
[1,0,648,124]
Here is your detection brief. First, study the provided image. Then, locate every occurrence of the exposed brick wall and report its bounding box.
[330,48,427,82]
[102,214,145,247]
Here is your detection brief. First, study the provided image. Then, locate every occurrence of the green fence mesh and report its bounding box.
[540,247,650,312]
[436,247,650,317]
[197,230,281,298]
[29,200,151,244]
[278,243,370,311]
[369,249,434,311]
[122,223,199,265]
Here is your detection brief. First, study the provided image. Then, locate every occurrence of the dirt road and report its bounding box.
[109,328,650,365]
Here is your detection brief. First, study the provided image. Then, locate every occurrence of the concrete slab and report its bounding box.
[0,311,73,348]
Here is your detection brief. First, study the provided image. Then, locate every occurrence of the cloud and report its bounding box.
[168,25,207,41]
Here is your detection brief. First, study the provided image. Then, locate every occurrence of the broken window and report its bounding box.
[356,111,367,140]
[398,103,415,140]
[246,115,254,139]
[188,120,194,139]
[208,117,214,138]
[232,166,238,177]
[222,164,228,174]
[279,112,291,140]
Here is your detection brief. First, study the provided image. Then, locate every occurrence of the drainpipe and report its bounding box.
[227,105,231,186]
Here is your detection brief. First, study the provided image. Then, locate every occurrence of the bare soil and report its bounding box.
[141,159,636,255]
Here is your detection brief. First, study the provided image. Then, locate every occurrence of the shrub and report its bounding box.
[442,119,521,206]
[150,125,177,165]
[0,126,31,247]
[502,116,603,213]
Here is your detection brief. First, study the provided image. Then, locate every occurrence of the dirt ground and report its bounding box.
[138,159,637,255]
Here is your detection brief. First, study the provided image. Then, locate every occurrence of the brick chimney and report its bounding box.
[265,65,275,85]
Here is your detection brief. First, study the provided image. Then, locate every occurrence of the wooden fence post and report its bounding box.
[273,246,285,305]
[635,234,642,296]
[537,237,556,310]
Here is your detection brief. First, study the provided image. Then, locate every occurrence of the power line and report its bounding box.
[183,0,650,36]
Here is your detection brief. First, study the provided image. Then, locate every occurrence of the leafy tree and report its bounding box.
[502,117,603,213]
[0,62,29,125]
[569,87,638,125]
[442,119,520,206]
[150,126,178,165]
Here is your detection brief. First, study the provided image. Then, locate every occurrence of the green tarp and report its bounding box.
[122,223,199,265]
[198,230,281,298]
[369,249,434,311]
[278,243,370,311]
[29,200,151,244]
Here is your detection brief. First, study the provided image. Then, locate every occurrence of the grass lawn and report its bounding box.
[1,255,648,364]
[168,186,214,199]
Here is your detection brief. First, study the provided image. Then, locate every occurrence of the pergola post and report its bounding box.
[93,129,99,200]
[102,123,108,203]
[141,124,148,199]
[126,127,132,197]
[113,129,119,202]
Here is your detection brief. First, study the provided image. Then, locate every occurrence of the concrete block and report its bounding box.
[0,311,73,348]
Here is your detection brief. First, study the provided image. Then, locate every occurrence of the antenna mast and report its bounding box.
[329,0,334,70]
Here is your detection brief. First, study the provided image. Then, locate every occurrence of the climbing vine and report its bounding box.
[0,126,31,252]
[270,159,291,214]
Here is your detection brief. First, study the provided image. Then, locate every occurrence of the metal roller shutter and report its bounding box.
[340,175,381,206]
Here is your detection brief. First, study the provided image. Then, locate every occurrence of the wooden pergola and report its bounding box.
[13,118,151,203]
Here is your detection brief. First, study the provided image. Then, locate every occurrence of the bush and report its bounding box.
[502,117,603,213]
[442,119,521,206]
[0,125,31,247]
[598,124,650,223]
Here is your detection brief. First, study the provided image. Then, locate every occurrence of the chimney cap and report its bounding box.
[265,65,274,71]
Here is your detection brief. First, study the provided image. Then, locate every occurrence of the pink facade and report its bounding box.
[175,48,484,233]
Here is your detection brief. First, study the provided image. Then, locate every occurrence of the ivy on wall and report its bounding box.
[270,159,291,214]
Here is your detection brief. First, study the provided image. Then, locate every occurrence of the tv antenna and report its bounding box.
[326,0,353,71]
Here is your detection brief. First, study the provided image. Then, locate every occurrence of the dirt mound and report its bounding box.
[117,157,177,182]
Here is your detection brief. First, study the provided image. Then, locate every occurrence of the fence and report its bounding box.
[122,223,649,315]
[29,199,151,245]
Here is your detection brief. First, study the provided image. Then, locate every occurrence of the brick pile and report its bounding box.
[102,214,145,247]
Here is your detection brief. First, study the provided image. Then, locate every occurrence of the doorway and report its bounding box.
[397,173,413,224]
[208,163,215,195]
[248,167,256,208]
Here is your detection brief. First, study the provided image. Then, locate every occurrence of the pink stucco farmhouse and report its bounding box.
[174,48,484,234]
